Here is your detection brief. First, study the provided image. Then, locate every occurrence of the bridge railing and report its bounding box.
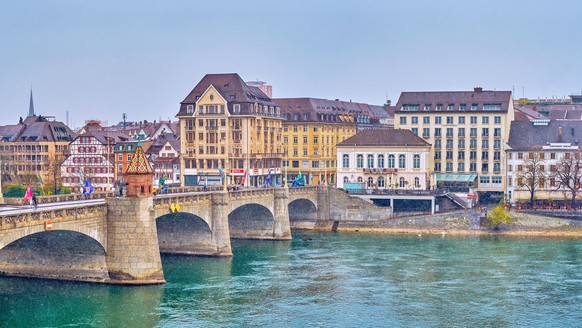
[2,192,115,206]
[153,193,213,207]
[343,188,447,196]
[0,204,108,229]
[288,186,318,194]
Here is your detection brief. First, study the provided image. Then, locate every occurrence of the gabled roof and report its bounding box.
[177,73,278,117]
[126,142,154,174]
[337,129,431,147]
[395,90,512,113]
[0,115,75,142]
[77,130,131,145]
[507,120,582,151]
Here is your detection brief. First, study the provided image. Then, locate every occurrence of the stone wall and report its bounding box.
[106,197,165,284]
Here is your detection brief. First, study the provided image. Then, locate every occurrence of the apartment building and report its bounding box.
[177,73,284,187]
[394,88,514,201]
[0,115,75,187]
[273,98,387,185]
[336,129,431,190]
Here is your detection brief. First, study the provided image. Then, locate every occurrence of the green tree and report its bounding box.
[484,205,512,230]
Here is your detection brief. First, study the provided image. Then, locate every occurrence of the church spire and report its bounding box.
[28,87,35,116]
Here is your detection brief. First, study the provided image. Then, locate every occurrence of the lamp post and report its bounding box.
[0,159,4,204]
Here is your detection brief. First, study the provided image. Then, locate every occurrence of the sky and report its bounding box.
[1,0,581,128]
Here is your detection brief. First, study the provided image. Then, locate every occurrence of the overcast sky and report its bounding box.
[1,1,581,128]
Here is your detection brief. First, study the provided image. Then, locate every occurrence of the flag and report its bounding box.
[23,184,33,202]
[198,174,203,185]
[291,172,305,187]
[264,169,272,187]
[218,168,225,181]
[83,179,94,197]
[37,174,43,186]
[159,176,166,187]
[241,169,247,185]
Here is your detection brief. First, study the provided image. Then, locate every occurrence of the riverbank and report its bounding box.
[316,210,582,238]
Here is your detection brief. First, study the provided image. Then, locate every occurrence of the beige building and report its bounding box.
[0,115,75,190]
[273,98,388,185]
[336,129,431,190]
[177,73,284,187]
[394,88,514,201]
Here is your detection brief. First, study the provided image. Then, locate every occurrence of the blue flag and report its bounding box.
[83,179,94,197]
[218,168,225,181]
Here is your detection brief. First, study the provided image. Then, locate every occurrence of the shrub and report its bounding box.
[484,205,513,230]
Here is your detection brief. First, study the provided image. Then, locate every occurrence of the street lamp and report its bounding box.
[0,159,4,204]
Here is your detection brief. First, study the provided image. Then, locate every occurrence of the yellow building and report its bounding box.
[0,115,75,190]
[274,98,387,185]
[177,73,284,187]
[394,88,515,201]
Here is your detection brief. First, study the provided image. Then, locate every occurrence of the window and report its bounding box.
[399,177,406,188]
[447,104,455,111]
[482,140,489,149]
[470,163,477,172]
[471,104,478,111]
[482,116,489,124]
[494,128,501,137]
[435,163,441,171]
[446,140,453,149]
[484,104,502,111]
[493,163,501,172]
[470,151,477,160]
[342,154,349,168]
[367,177,374,188]
[414,177,420,187]
[423,128,430,138]
[399,155,406,168]
[446,128,453,137]
[458,139,465,149]
[494,116,501,124]
[424,104,431,111]
[313,137,318,144]
[458,116,465,124]
[518,152,523,159]
[494,140,501,149]
[482,151,489,160]
[482,128,489,137]
[460,104,467,111]
[434,128,441,137]
[446,151,453,160]
[482,163,489,172]
[303,136,308,144]
[470,128,477,137]
[413,155,420,168]
[447,116,454,124]
[458,128,465,137]
[378,155,384,168]
[344,176,349,183]
[470,140,477,149]
[446,163,453,172]
[357,155,364,168]
[458,162,465,171]
[411,116,418,124]
[436,104,443,111]
[470,116,477,124]
[480,176,491,185]
[423,117,430,124]
[357,176,363,183]
[458,151,465,160]
[402,105,420,111]
[186,104,194,114]
[434,152,441,160]
[400,117,407,125]
[435,139,441,148]
[378,176,385,188]
[435,117,442,124]
[312,161,319,168]
[494,152,501,161]
[388,155,395,168]
[411,128,418,136]
[293,136,298,144]
[367,155,374,168]
[304,126,308,132]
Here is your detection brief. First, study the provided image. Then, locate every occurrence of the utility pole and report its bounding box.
[0,159,4,204]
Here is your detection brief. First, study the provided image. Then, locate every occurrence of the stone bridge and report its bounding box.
[0,186,391,285]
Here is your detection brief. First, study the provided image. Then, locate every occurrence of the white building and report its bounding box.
[336,129,431,190]
[506,119,582,203]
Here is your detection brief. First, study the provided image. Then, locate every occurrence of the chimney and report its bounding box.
[474,87,483,93]
[558,127,563,142]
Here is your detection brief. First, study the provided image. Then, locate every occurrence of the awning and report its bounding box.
[435,173,477,183]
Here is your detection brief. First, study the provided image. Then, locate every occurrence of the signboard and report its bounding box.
[230,169,245,174]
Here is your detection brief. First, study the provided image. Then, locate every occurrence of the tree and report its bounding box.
[553,151,582,208]
[515,151,547,206]
[484,205,512,230]
[45,152,67,195]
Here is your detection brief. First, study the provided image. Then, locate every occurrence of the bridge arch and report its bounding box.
[228,203,276,239]
[288,198,318,222]
[0,230,109,281]
[155,212,216,255]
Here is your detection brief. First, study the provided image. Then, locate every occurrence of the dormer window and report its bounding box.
[186,105,194,114]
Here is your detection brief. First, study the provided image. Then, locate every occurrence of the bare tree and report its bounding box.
[553,151,582,208]
[515,152,547,205]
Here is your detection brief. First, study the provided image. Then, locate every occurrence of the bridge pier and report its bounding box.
[106,197,165,284]
[211,193,233,256]
[273,188,291,240]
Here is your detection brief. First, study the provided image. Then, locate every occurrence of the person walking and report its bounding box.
[32,194,38,209]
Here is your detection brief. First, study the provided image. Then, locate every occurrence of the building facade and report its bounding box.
[274,97,387,185]
[0,115,75,189]
[394,88,514,200]
[61,130,130,193]
[506,120,582,203]
[177,73,284,187]
[336,129,431,190]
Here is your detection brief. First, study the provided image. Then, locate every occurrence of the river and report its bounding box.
[1,232,582,327]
